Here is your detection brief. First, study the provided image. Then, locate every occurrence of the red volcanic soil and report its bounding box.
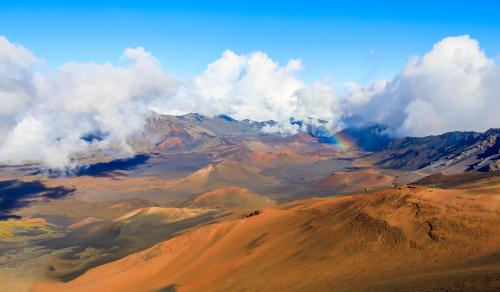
[167,160,280,196]
[34,186,500,291]
[158,137,184,149]
[249,150,312,167]
[187,187,276,209]
[312,169,393,193]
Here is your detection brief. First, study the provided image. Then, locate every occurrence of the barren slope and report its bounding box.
[186,187,276,210]
[34,186,500,291]
[312,169,393,194]
[167,160,281,197]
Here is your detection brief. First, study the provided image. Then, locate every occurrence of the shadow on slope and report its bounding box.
[74,154,149,177]
[0,180,75,219]
[41,208,218,282]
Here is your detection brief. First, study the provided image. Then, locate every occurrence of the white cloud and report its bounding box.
[0,37,177,168]
[346,35,500,136]
[0,40,342,169]
[345,79,388,106]
[0,36,39,134]
[1,34,499,167]
[156,50,343,132]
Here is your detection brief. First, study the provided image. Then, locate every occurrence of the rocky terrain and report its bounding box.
[367,128,500,174]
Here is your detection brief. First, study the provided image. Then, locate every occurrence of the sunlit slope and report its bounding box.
[167,160,281,196]
[187,187,276,210]
[312,169,393,193]
[42,207,216,283]
[35,186,500,291]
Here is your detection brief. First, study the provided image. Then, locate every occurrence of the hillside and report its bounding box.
[39,207,216,282]
[311,169,393,194]
[2,114,500,292]
[166,160,282,197]
[34,185,500,291]
[367,129,500,173]
[186,187,276,210]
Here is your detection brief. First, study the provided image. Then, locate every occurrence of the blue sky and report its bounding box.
[1,0,499,84]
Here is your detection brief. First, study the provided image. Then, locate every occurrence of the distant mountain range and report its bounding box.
[367,129,500,173]
[128,112,499,174]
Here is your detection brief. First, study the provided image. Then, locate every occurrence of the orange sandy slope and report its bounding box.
[187,187,276,209]
[34,186,500,291]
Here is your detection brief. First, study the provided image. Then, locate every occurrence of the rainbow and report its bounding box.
[334,131,358,152]
[318,131,358,152]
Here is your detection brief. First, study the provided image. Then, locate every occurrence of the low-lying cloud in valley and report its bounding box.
[0,35,499,168]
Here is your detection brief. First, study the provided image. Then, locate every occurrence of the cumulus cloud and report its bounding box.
[154,50,343,133]
[346,35,500,136]
[0,37,176,168]
[165,35,500,137]
[1,34,499,168]
[0,37,39,132]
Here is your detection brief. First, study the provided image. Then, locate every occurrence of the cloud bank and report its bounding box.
[0,35,499,167]
[0,37,176,168]
[346,35,500,136]
[152,50,343,133]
